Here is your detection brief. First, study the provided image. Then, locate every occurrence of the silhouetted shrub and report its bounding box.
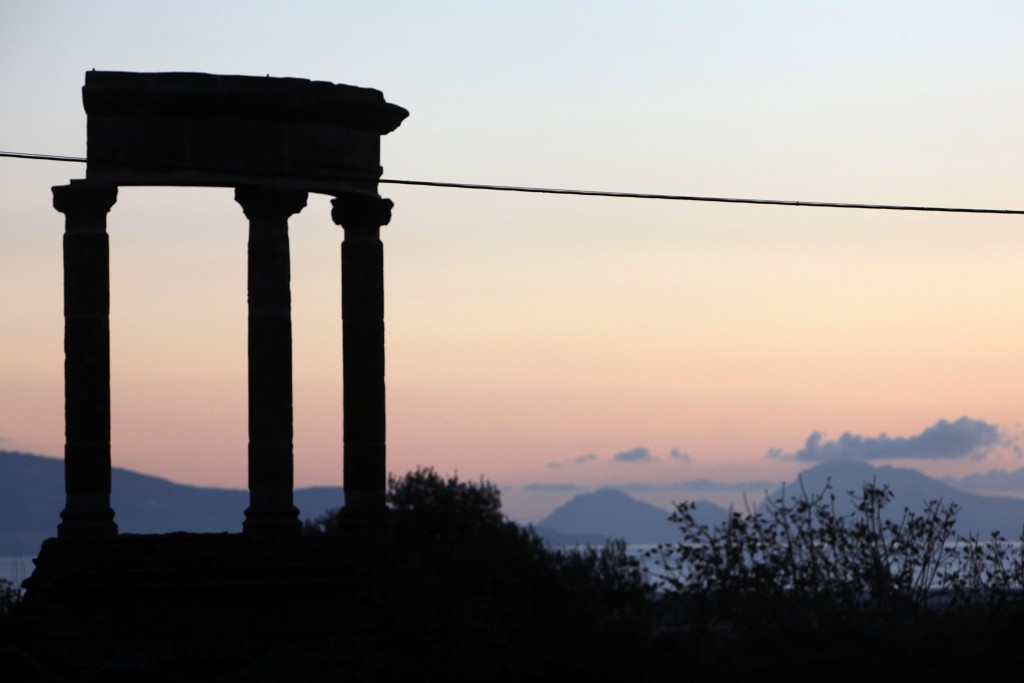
[387,468,650,633]
[388,467,504,527]
[304,471,1024,678]
[0,578,20,630]
[306,467,652,676]
[941,528,1024,611]
[649,478,1024,633]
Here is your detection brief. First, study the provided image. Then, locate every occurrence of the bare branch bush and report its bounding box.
[648,479,1023,632]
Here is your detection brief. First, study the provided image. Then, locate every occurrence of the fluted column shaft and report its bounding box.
[54,182,119,539]
[236,186,307,536]
[332,195,392,516]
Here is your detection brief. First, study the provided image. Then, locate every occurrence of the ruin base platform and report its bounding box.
[10,527,395,676]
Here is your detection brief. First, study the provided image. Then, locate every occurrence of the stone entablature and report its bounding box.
[84,70,407,195]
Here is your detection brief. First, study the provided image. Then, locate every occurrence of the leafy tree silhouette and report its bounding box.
[307,467,652,679]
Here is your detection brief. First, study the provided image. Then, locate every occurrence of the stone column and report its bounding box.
[235,186,307,536]
[53,182,119,540]
[331,194,392,516]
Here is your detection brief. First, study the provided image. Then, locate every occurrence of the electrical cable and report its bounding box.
[2,149,1021,215]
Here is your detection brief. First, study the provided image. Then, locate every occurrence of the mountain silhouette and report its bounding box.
[534,461,1024,545]
[5,451,1024,555]
[0,451,344,555]
[776,459,1024,538]
[536,488,727,545]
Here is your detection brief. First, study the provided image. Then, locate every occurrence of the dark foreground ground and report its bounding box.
[4,579,1024,682]
[4,472,1024,681]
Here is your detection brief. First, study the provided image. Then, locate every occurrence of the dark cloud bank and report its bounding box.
[547,446,690,469]
[546,454,599,469]
[767,417,1014,463]
[521,478,776,493]
[613,447,654,463]
[532,418,1020,494]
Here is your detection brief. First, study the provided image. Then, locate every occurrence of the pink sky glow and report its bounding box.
[2,3,1023,520]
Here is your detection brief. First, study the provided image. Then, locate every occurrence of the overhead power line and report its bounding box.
[380,179,1024,215]
[2,149,1022,216]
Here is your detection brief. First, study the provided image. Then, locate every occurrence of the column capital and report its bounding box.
[53,183,118,232]
[234,186,308,224]
[331,194,393,233]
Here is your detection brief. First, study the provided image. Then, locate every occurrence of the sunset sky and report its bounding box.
[2,2,1023,520]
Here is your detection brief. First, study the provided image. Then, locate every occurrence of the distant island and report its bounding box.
[533,459,1024,545]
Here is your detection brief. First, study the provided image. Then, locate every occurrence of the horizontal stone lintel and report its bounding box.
[83,71,406,194]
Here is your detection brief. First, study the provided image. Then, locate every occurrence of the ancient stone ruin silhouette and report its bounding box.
[15,71,408,672]
[56,70,406,537]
